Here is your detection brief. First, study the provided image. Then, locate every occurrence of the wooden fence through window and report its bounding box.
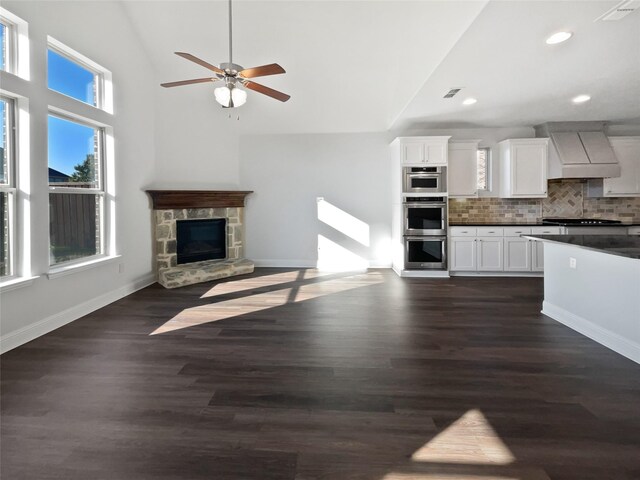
[49,193,97,249]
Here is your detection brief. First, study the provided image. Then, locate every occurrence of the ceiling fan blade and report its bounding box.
[160,77,219,88]
[238,63,286,79]
[243,80,291,102]
[175,52,224,75]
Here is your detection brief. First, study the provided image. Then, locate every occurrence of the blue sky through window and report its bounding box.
[47,49,95,105]
[0,23,6,71]
[48,115,95,177]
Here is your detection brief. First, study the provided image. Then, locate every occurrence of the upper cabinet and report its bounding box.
[395,137,451,166]
[601,137,640,197]
[498,138,549,198]
[448,140,480,198]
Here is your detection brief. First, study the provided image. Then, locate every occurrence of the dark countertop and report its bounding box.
[449,222,545,227]
[523,234,640,260]
[449,222,640,227]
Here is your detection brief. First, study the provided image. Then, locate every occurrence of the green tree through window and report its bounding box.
[69,154,94,183]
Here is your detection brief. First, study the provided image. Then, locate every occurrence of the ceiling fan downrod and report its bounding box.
[228,0,233,65]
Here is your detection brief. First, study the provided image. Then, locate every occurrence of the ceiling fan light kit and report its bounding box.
[160,0,290,108]
[214,84,247,108]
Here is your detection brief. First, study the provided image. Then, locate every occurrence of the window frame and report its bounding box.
[0,94,16,278]
[47,110,107,267]
[0,8,29,80]
[47,44,104,109]
[0,17,16,74]
[477,147,492,192]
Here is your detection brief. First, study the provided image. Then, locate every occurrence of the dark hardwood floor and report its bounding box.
[2,269,639,480]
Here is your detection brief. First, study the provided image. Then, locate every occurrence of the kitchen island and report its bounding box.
[525,234,640,364]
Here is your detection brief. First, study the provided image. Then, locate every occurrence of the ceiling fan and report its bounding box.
[160,0,290,108]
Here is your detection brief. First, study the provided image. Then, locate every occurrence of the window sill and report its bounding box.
[47,254,121,279]
[0,275,39,293]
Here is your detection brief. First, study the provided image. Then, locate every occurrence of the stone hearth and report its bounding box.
[147,190,254,289]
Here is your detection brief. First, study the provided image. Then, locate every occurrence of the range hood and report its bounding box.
[534,122,621,179]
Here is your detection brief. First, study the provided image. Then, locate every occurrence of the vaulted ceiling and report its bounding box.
[121,0,640,134]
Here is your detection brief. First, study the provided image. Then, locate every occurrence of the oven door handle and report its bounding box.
[404,203,447,208]
[405,236,447,241]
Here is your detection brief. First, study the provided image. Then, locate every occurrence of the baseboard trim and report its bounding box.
[0,273,156,354]
[450,272,544,277]
[253,259,317,268]
[542,301,640,365]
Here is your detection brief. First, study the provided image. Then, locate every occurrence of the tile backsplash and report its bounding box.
[449,180,640,224]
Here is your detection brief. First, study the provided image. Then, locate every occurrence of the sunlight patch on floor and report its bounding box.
[200,269,334,299]
[411,409,515,465]
[152,272,384,335]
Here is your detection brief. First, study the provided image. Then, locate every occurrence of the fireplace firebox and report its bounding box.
[176,218,227,264]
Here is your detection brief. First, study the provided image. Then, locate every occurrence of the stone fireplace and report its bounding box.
[146,190,254,288]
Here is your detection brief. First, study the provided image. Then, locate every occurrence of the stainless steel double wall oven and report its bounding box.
[403,171,448,270]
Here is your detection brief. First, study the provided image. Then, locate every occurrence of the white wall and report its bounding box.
[0,1,157,351]
[239,133,392,268]
[152,90,240,188]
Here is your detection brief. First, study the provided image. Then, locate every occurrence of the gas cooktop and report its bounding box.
[542,218,623,226]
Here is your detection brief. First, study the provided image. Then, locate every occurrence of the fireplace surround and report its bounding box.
[147,190,254,288]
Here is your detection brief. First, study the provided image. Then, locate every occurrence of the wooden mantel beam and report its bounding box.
[146,190,253,209]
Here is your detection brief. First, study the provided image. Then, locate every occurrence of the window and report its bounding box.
[47,47,101,107]
[477,147,491,191]
[0,18,13,73]
[0,8,28,79]
[0,95,15,277]
[48,114,104,265]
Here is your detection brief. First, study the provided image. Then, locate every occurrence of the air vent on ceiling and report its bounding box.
[596,0,640,21]
[443,88,462,98]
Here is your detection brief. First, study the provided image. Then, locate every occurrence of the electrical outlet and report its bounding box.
[118,263,125,274]
[569,257,577,269]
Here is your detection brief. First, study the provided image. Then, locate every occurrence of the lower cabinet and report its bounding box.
[450,237,476,270]
[450,226,562,273]
[477,237,503,271]
[503,237,531,271]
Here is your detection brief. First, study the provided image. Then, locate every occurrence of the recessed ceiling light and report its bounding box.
[462,98,477,106]
[546,31,573,44]
[572,94,591,104]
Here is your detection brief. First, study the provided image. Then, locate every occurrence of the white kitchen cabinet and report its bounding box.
[477,237,503,271]
[530,226,562,272]
[602,137,640,197]
[504,227,532,271]
[393,137,451,166]
[450,227,501,272]
[450,225,561,274]
[448,141,480,198]
[504,237,531,271]
[532,240,545,271]
[499,139,549,198]
[450,237,477,271]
